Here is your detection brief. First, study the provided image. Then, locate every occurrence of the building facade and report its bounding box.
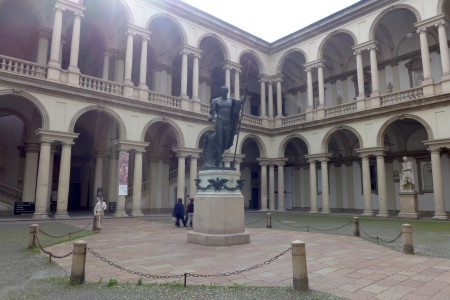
[0,0,449,219]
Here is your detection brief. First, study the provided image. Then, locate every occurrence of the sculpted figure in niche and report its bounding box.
[387,82,393,93]
[336,94,342,105]
[400,156,415,191]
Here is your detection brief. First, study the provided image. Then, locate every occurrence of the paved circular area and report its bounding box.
[46,217,450,300]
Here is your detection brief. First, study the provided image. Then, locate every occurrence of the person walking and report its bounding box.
[172,198,186,227]
[185,198,194,227]
[94,196,107,229]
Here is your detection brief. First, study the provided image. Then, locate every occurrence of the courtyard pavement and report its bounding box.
[37,217,450,300]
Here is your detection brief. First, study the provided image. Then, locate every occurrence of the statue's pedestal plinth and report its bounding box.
[398,190,419,219]
[187,169,250,246]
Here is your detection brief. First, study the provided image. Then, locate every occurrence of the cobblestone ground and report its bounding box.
[0,221,341,300]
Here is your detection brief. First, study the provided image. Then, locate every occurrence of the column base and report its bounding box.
[32,213,49,220]
[361,210,374,217]
[432,214,448,220]
[114,211,129,217]
[309,209,319,214]
[321,209,330,214]
[259,208,268,212]
[130,211,144,217]
[376,212,389,218]
[54,212,70,219]
[277,208,286,212]
[421,79,434,97]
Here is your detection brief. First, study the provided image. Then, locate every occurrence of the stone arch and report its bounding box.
[278,134,311,157]
[322,125,364,153]
[238,133,267,158]
[376,114,433,147]
[0,89,49,130]
[21,0,44,27]
[238,50,265,74]
[276,48,308,74]
[317,29,358,59]
[369,4,422,40]
[197,33,230,61]
[196,126,215,149]
[140,117,185,147]
[69,106,126,140]
[146,13,188,45]
[117,0,134,24]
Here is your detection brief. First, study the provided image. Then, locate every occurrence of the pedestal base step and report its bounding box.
[187,231,250,246]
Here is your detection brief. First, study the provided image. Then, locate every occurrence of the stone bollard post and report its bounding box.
[402,224,414,254]
[28,224,39,249]
[267,213,272,228]
[92,214,100,231]
[70,240,87,285]
[291,240,309,292]
[353,217,360,237]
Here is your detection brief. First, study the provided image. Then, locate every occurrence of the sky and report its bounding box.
[181,0,361,42]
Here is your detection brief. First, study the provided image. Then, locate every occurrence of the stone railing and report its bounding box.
[282,113,307,126]
[201,103,210,114]
[325,102,358,117]
[0,183,22,206]
[381,87,423,106]
[148,91,181,108]
[0,55,47,79]
[79,74,123,95]
[242,114,263,126]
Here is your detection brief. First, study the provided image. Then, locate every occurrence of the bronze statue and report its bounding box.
[204,85,247,168]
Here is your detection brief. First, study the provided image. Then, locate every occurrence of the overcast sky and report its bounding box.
[181,0,360,42]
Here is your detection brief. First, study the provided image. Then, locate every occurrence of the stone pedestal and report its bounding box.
[187,169,250,246]
[398,191,419,219]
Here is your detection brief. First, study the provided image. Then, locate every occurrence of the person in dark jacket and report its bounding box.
[185,198,194,227]
[172,198,186,227]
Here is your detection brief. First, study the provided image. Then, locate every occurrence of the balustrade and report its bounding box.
[325,102,358,117]
[0,55,47,79]
[282,114,307,126]
[148,91,181,108]
[381,87,423,106]
[79,74,123,95]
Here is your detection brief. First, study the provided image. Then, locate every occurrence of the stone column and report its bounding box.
[320,158,330,214]
[55,142,74,218]
[318,63,324,107]
[124,29,134,86]
[115,149,128,217]
[306,67,313,110]
[33,140,52,219]
[376,153,388,217]
[437,21,450,75]
[369,44,379,96]
[234,67,240,99]
[131,150,144,217]
[361,155,374,216]
[37,29,50,65]
[260,79,266,117]
[93,150,105,202]
[22,142,40,202]
[48,5,63,68]
[68,12,82,73]
[176,154,186,201]
[139,36,149,89]
[258,160,268,211]
[102,53,110,80]
[418,28,432,80]
[46,146,57,212]
[276,78,283,117]
[430,148,446,219]
[108,151,118,207]
[192,54,200,101]
[180,49,188,99]
[224,65,231,98]
[268,163,275,210]
[355,50,365,99]
[268,81,274,118]
[277,161,286,211]
[189,154,199,197]
[309,160,318,213]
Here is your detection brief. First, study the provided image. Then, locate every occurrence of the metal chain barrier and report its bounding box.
[360,227,403,244]
[87,246,291,286]
[244,215,266,225]
[271,215,352,232]
[39,222,92,239]
[34,231,73,261]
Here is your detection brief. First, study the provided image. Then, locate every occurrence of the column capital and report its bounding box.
[256,158,271,166]
[223,60,241,71]
[273,158,288,166]
[35,129,79,144]
[180,45,202,57]
[125,24,150,38]
[416,14,447,31]
[95,148,110,157]
[353,40,377,53]
[270,73,284,82]
[115,140,149,152]
[172,147,200,158]
[258,74,270,82]
[355,146,390,157]
[55,0,85,15]
[39,27,53,39]
[304,153,331,162]
[25,141,41,152]
[423,138,450,151]
[304,59,323,70]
